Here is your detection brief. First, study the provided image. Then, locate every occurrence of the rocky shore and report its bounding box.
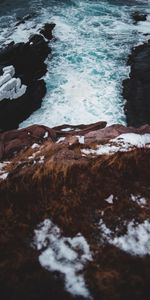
[0,23,55,131]
[0,12,150,300]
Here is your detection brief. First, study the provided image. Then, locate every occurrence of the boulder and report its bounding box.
[132,11,147,23]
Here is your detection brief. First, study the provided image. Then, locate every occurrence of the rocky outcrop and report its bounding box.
[2,121,150,160]
[132,11,147,24]
[0,24,55,131]
[39,23,56,40]
[123,41,150,127]
[0,122,150,300]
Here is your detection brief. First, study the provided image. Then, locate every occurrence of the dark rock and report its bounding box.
[0,27,55,131]
[39,23,56,40]
[15,14,33,26]
[0,80,46,131]
[0,34,50,84]
[132,11,147,24]
[123,41,150,127]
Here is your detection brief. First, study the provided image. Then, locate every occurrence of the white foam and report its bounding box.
[0,1,149,128]
[33,219,92,298]
[19,0,150,129]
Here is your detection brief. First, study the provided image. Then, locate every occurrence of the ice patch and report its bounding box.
[100,219,150,256]
[0,66,27,101]
[33,219,92,298]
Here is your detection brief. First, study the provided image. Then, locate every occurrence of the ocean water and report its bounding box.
[0,0,150,127]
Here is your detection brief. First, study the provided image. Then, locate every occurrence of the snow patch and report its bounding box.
[31,143,40,149]
[56,137,65,143]
[61,127,73,132]
[43,131,49,139]
[100,219,150,256]
[82,133,150,156]
[38,156,45,164]
[105,195,114,204]
[33,219,92,298]
[131,194,147,207]
[0,161,9,181]
[76,135,85,144]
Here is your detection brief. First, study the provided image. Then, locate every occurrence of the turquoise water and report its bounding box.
[0,0,150,127]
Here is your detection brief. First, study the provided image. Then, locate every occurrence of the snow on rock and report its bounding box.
[43,131,49,139]
[131,194,147,207]
[61,127,73,132]
[82,133,150,156]
[0,161,9,181]
[115,133,150,147]
[38,156,45,164]
[99,219,150,256]
[31,143,40,149]
[56,137,65,143]
[76,135,85,144]
[105,195,114,204]
[33,219,92,298]
[0,65,27,101]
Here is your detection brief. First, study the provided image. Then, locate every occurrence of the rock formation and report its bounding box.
[123,40,150,127]
[0,24,55,131]
[132,11,147,24]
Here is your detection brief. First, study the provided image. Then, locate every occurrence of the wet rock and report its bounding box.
[0,79,46,131]
[39,23,56,40]
[15,14,34,26]
[0,28,54,131]
[132,11,147,24]
[0,34,50,84]
[123,41,150,127]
